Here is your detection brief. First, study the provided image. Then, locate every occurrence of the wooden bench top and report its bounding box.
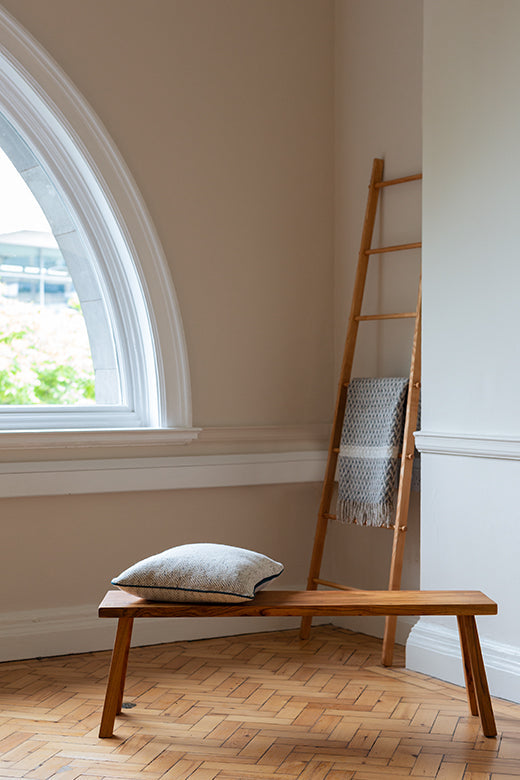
[99,589,497,618]
[98,588,499,740]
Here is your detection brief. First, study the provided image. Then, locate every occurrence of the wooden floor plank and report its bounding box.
[0,625,518,779]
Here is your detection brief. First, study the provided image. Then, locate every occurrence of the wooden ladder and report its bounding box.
[300,157,422,666]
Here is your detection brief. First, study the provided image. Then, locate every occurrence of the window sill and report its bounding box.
[0,427,201,450]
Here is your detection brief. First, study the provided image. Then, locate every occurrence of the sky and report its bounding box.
[0,147,51,236]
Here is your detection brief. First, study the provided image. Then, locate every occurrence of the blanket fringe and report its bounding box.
[337,498,395,529]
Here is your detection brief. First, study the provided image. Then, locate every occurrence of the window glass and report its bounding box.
[0,148,95,405]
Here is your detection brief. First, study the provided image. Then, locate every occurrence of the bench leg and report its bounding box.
[116,620,133,716]
[382,615,398,667]
[457,615,478,716]
[458,615,496,738]
[99,617,134,738]
[300,615,313,640]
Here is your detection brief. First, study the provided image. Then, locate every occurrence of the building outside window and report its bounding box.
[0,230,74,307]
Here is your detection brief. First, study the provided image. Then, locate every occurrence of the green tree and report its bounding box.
[0,294,95,405]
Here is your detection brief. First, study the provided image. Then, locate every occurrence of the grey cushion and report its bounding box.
[111,543,284,603]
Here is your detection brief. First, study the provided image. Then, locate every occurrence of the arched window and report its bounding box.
[0,7,195,444]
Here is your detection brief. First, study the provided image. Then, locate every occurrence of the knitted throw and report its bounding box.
[337,377,409,528]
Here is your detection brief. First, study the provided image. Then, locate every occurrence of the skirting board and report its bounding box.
[331,614,417,648]
[0,589,329,663]
[406,618,520,704]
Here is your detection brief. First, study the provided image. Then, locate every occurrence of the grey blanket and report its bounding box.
[337,377,409,528]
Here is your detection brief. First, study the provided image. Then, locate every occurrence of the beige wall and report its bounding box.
[0,0,334,645]
[0,0,426,654]
[2,0,335,429]
[327,0,423,639]
[0,483,321,613]
[335,0,422,376]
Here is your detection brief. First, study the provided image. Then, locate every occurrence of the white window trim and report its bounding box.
[0,6,195,442]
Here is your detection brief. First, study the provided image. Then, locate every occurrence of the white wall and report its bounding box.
[328,0,422,641]
[407,0,520,703]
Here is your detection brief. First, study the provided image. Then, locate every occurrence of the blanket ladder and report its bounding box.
[300,157,422,666]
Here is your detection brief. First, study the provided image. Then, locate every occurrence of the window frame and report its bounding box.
[0,7,195,443]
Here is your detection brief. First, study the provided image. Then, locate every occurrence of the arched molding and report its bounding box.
[0,5,193,435]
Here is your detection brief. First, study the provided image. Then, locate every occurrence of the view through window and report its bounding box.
[0,147,95,405]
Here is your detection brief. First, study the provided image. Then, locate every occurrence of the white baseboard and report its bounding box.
[406,618,520,704]
[0,590,330,663]
[330,614,417,647]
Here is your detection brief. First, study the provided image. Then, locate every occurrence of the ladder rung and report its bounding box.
[343,379,420,387]
[335,447,406,457]
[365,241,421,255]
[375,173,422,188]
[322,514,403,530]
[313,578,365,592]
[334,448,408,458]
[355,313,416,321]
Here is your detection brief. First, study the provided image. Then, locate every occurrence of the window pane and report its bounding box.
[0,148,95,405]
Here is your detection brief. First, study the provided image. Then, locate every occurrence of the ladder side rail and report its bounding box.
[299,157,385,640]
[381,280,422,666]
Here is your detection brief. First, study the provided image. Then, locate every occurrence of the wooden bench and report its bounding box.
[98,588,498,739]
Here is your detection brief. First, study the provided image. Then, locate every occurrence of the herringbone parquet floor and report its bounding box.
[1,625,519,779]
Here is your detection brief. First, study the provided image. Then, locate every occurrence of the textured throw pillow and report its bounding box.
[111,543,284,603]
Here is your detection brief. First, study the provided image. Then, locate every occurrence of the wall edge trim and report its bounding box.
[415,431,520,460]
[0,448,327,497]
[406,618,520,704]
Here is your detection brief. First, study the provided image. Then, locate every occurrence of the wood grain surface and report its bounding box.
[1,625,516,779]
[99,589,498,619]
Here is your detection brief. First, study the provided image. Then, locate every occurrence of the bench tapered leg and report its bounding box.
[459,615,496,738]
[300,615,313,639]
[382,615,398,667]
[116,619,133,715]
[99,617,134,738]
[457,615,478,716]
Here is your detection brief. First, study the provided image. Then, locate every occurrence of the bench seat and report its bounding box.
[98,588,498,739]
[99,588,497,618]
